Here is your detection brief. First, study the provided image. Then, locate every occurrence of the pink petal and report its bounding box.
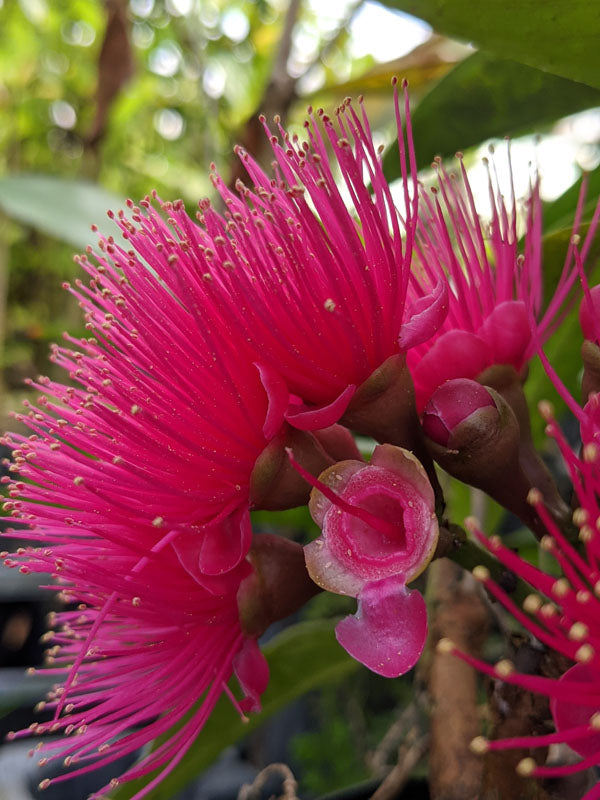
[173,506,252,578]
[233,637,270,713]
[285,384,356,430]
[335,576,427,678]
[411,329,491,412]
[304,536,365,597]
[255,362,289,439]
[399,279,449,350]
[550,663,600,759]
[478,300,531,370]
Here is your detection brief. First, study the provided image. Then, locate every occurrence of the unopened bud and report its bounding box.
[423,381,519,483]
[237,534,320,637]
[422,379,496,447]
[249,426,335,511]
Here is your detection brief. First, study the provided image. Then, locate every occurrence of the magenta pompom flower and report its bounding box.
[150,82,446,435]
[291,444,438,678]
[407,155,599,412]
[2,540,267,798]
[443,396,600,796]
[1,201,330,581]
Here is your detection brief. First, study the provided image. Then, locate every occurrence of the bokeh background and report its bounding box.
[0,1,599,798]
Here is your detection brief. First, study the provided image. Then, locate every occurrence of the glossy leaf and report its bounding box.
[381,0,600,89]
[0,174,125,249]
[111,620,359,800]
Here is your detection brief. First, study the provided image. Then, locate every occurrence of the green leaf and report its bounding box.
[381,0,600,89]
[0,174,125,250]
[385,52,600,175]
[111,620,359,800]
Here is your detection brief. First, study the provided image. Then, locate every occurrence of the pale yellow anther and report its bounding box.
[323,298,336,312]
[73,476,84,486]
[580,525,594,544]
[577,590,592,605]
[573,507,588,527]
[540,535,555,552]
[436,638,456,655]
[576,644,595,663]
[472,565,490,582]
[537,400,554,421]
[470,736,489,754]
[464,516,480,533]
[526,488,542,506]
[152,516,164,527]
[516,757,537,777]
[569,622,589,641]
[583,443,599,463]
[552,578,570,598]
[495,659,515,678]
[39,779,51,790]
[590,712,600,731]
[523,594,542,614]
[130,404,140,416]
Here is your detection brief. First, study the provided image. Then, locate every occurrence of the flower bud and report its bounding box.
[342,353,442,506]
[422,379,497,447]
[342,354,420,450]
[249,426,336,511]
[424,379,565,540]
[423,381,518,481]
[237,533,320,638]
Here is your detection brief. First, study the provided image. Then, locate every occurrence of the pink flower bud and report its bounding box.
[422,379,497,447]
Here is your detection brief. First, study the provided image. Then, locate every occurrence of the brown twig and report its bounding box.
[238,763,299,800]
[367,702,419,777]
[426,558,490,800]
[369,731,429,800]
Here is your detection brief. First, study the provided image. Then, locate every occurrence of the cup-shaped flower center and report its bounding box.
[341,489,407,559]
[302,445,439,595]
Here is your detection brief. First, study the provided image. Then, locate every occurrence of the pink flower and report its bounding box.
[442,397,600,796]
[2,210,341,580]
[291,445,438,677]
[145,83,446,435]
[2,538,268,799]
[408,156,599,412]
